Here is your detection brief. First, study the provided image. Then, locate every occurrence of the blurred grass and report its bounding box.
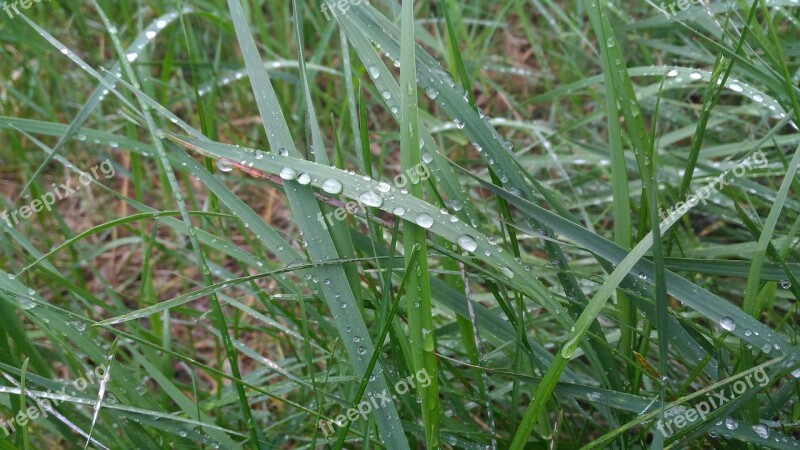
[0,0,799,448]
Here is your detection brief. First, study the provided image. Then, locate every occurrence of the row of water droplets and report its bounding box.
[654,66,788,122]
[226,148,541,283]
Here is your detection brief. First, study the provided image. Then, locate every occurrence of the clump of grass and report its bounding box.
[0,0,799,448]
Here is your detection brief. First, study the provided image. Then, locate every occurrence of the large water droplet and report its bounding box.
[279,167,298,181]
[725,417,738,430]
[368,66,380,79]
[414,213,434,229]
[321,179,343,194]
[297,172,311,185]
[216,160,233,172]
[393,206,405,216]
[359,190,384,208]
[719,317,736,332]
[457,234,478,252]
[751,424,769,439]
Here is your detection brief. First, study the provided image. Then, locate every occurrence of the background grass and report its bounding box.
[0,0,799,448]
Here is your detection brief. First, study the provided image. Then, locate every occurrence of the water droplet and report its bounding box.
[359,190,384,208]
[255,150,265,160]
[357,346,367,355]
[454,119,465,129]
[501,267,514,278]
[424,87,439,99]
[753,94,764,103]
[667,69,679,77]
[297,172,311,185]
[457,234,478,252]
[689,71,703,80]
[752,424,769,439]
[729,83,743,93]
[279,167,298,181]
[321,179,343,194]
[724,417,738,430]
[216,160,233,172]
[779,280,791,289]
[414,213,433,229]
[719,317,736,332]
[145,30,157,40]
[377,181,391,193]
[368,66,380,78]
[393,206,405,216]
[791,368,800,379]
[126,52,138,62]
[109,141,119,148]
[421,152,433,164]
